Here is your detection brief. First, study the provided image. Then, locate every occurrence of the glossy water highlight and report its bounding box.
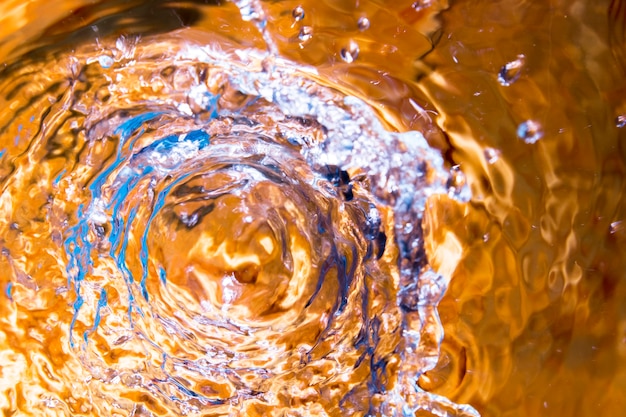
[0,8,473,414]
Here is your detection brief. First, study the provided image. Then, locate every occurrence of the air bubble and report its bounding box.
[447,165,466,193]
[610,220,624,234]
[498,54,525,86]
[484,147,501,164]
[357,17,370,31]
[517,120,543,144]
[298,26,313,42]
[292,5,305,21]
[616,114,626,128]
[97,55,114,69]
[340,41,360,63]
[411,0,429,10]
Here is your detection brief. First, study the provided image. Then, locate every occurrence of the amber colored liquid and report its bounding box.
[0,0,625,416]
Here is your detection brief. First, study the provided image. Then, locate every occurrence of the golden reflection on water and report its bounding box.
[419,2,626,416]
[0,0,625,416]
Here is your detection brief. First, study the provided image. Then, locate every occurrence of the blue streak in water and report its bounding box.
[132,130,209,163]
[158,267,167,285]
[205,93,220,119]
[133,134,180,158]
[138,168,196,300]
[185,129,210,149]
[136,130,210,299]
[69,296,84,348]
[107,165,145,256]
[90,112,163,196]
[83,288,108,344]
[64,204,92,288]
[65,204,95,347]
[114,111,162,141]
[53,169,66,186]
[115,204,144,319]
[69,113,211,342]
[5,282,12,301]
[168,377,204,400]
[93,288,108,331]
[14,124,22,146]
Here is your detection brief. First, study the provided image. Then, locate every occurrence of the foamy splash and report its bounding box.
[0,4,476,416]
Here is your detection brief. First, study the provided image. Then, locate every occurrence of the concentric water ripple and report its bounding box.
[0,25,475,416]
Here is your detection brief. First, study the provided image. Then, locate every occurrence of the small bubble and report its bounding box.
[616,114,626,128]
[292,5,305,21]
[517,120,543,144]
[484,147,501,164]
[411,0,429,10]
[610,220,624,234]
[340,40,360,63]
[97,55,114,69]
[298,26,313,42]
[498,54,525,86]
[357,17,370,31]
[447,165,466,191]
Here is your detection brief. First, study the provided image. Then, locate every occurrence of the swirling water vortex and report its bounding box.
[0,3,477,416]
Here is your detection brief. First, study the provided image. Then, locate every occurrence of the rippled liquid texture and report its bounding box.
[1,0,625,416]
[0,1,471,416]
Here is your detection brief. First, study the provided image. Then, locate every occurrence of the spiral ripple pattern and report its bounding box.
[0,27,474,416]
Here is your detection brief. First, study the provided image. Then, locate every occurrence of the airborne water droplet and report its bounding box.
[610,220,624,234]
[616,114,626,128]
[298,26,313,42]
[340,40,359,63]
[498,54,525,86]
[484,147,501,164]
[517,120,543,144]
[292,5,305,21]
[357,16,370,31]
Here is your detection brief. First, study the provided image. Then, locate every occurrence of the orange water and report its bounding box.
[0,1,624,416]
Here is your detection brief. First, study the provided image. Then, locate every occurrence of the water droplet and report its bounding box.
[447,165,466,192]
[292,5,305,21]
[484,147,501,164]
[616,114,626,128]
[298,26,313,42]
[411,0,429,10]
[340,41,359,63]
[610,220,624,234]
[498,54,525,86]
[357,17,370,31]
[517,120,543,144]
[97,55,114,69]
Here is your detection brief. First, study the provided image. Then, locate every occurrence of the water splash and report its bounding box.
[498,54,525,86]
[0,26,475,415]
[517,119,544,144]
[0,1,479,416]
